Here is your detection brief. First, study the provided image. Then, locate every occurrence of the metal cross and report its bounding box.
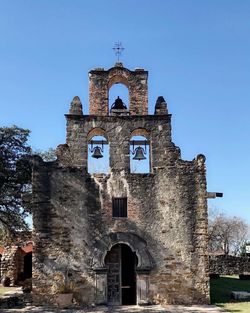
[113,41,124,62]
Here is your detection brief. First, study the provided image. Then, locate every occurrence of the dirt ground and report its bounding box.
[0,304,228,313]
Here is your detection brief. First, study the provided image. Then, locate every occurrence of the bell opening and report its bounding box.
[130,135,150,173]
[88,135,109,174]
[109,83,129,115]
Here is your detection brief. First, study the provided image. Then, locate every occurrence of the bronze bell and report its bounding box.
[133,147,146,161]
[111,96,127,110]
[92,146,103,159]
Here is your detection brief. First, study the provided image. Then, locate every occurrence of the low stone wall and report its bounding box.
[209,255,250,275]
[1,246,20,285]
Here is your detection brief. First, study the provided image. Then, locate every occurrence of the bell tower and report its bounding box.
[89,62,148,115]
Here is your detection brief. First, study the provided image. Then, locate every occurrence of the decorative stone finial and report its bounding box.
[114,62,124,68]
[154,96,168,115]
[69,96,83,115]
[196,154,206,169]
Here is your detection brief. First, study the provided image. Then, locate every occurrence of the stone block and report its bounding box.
[231,291,250,301]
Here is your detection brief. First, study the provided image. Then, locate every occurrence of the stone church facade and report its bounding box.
[30,63,210,305]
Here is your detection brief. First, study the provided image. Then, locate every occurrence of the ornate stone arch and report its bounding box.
[130,128,150,140]
[87,127,108,141]
[107,67,131,89]
[91,232,154,271]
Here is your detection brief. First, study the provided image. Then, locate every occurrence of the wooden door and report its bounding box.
[105,244,121,305]
[105,244,137,305]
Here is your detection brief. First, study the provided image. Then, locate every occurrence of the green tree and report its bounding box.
[0,125,31,237]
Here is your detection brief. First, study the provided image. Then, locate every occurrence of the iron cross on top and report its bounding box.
[113,41,124,62]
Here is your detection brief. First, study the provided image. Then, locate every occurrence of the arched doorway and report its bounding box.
[23,252,32,279]
[105,243,138,305]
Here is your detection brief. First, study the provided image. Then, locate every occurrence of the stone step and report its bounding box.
[231,291,250,301]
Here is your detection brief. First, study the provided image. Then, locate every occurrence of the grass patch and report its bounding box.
[0,286,17,295]
[210,275,250,312]
[210,275,250,303]
[217,302,250,313]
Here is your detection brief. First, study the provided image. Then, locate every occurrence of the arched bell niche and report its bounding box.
[87,128,109,174]
[109,83,129,115]
[130,128,151,173]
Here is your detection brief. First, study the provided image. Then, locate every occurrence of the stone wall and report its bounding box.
[1,246,22,285]
[30,63,209,306]
[31,118,209,305]
[209,255,250,275]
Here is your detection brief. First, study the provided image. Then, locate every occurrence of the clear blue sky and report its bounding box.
[0,1,250,224]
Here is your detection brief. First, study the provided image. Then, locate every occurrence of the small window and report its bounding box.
[112,198,127,218]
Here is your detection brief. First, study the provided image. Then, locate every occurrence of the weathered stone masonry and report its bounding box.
[209,255,250,276]
[30,63,210,305]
